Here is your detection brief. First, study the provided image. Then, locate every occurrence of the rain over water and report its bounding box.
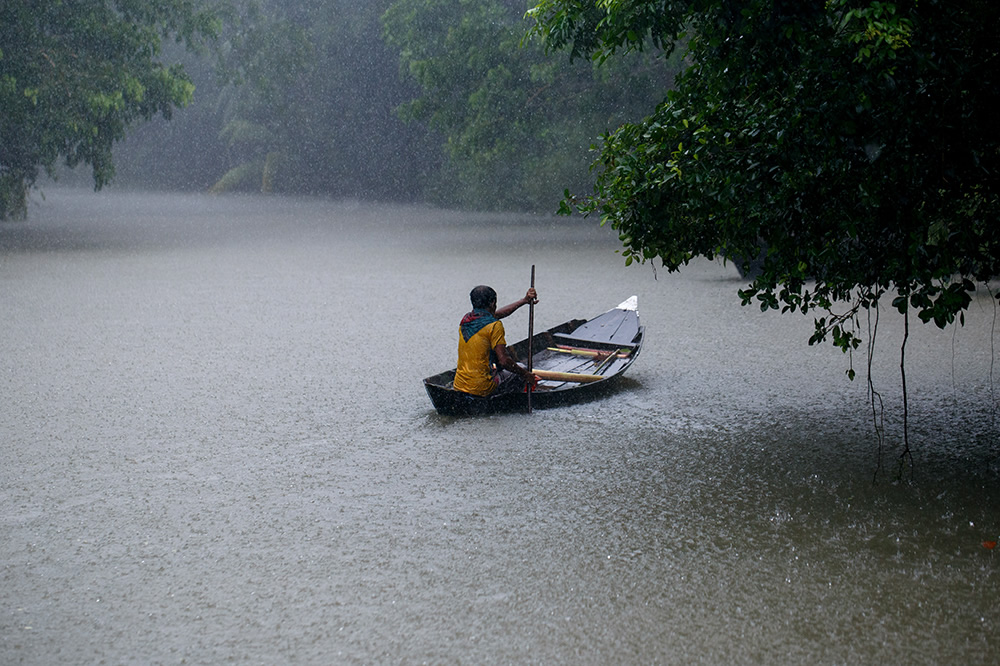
[2,188,999,663]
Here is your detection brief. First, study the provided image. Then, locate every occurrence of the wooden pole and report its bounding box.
[527,265,535,413]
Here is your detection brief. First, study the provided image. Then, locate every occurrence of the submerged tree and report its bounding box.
[526,0,1000,470]
[0,0,221,219]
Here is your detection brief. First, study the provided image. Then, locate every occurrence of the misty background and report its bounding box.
[53,0,677,213]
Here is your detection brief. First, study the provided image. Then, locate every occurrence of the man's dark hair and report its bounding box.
[470,285,497,310]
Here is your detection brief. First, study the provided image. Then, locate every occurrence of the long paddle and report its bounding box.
[527,265,535,413]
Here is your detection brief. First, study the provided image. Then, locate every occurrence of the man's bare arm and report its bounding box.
[494,287,538,319]
[494,343,536,381]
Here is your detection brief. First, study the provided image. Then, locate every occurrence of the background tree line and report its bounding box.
[2,0,676,216]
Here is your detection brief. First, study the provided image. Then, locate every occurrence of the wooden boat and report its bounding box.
[424,296,643,415]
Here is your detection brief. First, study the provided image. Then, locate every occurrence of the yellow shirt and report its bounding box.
[454,320,506,396]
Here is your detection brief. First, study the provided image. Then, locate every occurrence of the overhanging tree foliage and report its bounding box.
[526,0,1000,362]
[0,0,220,219]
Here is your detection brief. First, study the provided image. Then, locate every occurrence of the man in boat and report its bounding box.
[454,285,539,396]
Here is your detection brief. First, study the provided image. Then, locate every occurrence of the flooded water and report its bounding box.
[2,188,998,664]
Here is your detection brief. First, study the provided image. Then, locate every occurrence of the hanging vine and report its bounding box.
[867,303,886,483]
[897,306,914,479]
